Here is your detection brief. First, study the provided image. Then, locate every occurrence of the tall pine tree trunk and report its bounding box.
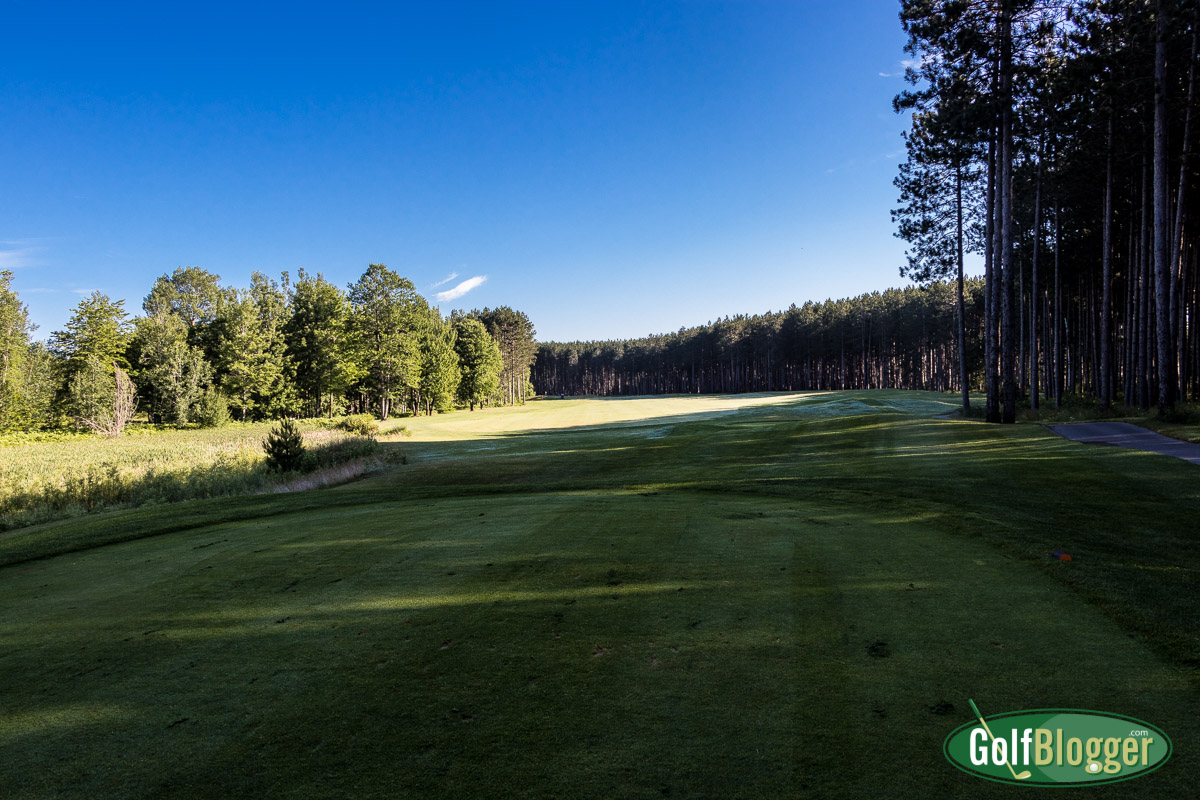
[956,165,969,415]
[1154,0,1175,412]
[985,130,1001,422]
[1031,137,1042,409]
[1055,202,1064,407]
[1020,246,1026,395]
[1172,4,1197,398]
[1125,226,1135,405]
[1139,153,1152,409]
[1100,110,1114,411]
[1000,6,1017,424]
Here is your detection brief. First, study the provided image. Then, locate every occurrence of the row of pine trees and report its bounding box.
[893,0,1200,419]
[0,266,538,432]
[533,281,985,397]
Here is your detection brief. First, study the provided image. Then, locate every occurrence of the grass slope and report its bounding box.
[1,391,1197,799]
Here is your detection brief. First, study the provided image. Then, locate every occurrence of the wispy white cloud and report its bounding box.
[880,55,936,78]
[0,241,45,270]
[71,288,100,295]
[20,287,61,294]
[429,271,459,289]
[435,275,487,302]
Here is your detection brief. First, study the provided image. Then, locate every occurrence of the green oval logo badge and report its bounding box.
[944,700,1171,786]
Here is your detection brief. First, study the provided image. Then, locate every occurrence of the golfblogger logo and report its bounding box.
[943,700,1171,786]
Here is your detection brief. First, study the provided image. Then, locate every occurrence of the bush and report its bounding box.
[263,419,305,472]
[1160,402,1200,425]
[195,389,231,428]
[301,433,379,471]
[335,414,379,436]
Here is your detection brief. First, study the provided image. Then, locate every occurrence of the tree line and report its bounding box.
[534,281,985,397]
[0,266,538,433]
[894,0,1200,420]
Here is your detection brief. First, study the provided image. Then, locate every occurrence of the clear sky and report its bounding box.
[2,0,917,343]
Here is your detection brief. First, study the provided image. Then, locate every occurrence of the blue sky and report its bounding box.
[2,1,917,342]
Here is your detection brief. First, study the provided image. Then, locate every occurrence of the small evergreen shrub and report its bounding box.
[263,418,305,472]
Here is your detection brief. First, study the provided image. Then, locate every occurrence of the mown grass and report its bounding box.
[1,391,1197,799]
[0,421,386,530]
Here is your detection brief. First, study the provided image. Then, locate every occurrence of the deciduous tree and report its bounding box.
[453,317,503,410]
[347,264,424,420]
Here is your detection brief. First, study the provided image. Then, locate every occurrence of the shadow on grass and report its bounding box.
[5,391,1199,702]
[3,494,1197,799]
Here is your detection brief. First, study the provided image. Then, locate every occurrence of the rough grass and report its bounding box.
[1,391,1197,799]
[0,422,382,530]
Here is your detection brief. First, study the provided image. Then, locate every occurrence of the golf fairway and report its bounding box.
[1,391,1196,798]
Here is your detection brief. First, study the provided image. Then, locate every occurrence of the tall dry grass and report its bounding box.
[0,420,392,530]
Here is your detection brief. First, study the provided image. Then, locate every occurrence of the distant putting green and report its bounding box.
[2,391,1197,798]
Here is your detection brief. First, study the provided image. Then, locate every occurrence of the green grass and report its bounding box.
[0,421,384,529]
[1,391,1197,798]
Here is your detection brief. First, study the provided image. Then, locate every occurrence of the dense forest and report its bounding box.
[535,1,1200,421]
[534,281,983,397]
[0,265,537,433]
[895,0,1199,419]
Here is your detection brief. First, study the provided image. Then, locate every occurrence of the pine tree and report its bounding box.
[0,271,37,430]
[248,272,292,417]
[215,284,285,421]
[465,307,537,405]
[132,312,213,424]
[50,292,132,423]
[285,270,361,417]
[263,418,305,471]
[417,313,461,415]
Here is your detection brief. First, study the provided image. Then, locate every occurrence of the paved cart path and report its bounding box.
[1047,421,1200,464]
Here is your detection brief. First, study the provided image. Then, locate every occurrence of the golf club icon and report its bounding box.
[969,699,1032,781]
